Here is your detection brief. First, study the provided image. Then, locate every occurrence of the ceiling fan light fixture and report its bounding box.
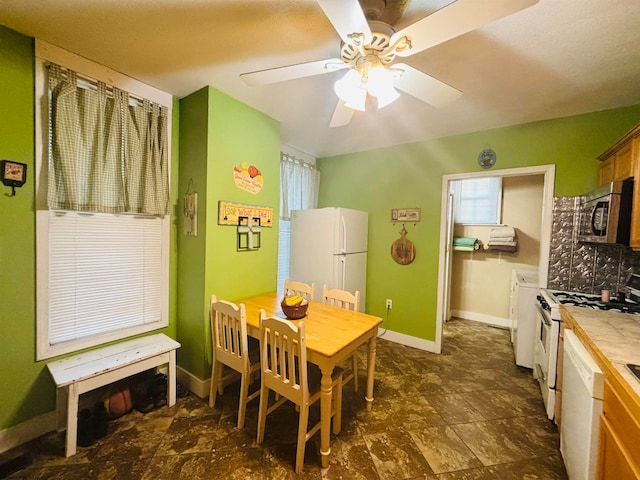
[334,69,367,111]
[366,65,399,108]
[375,84,400,109]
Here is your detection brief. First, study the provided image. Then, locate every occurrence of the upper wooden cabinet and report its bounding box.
[598,125,639,185]
[597,124,640,250]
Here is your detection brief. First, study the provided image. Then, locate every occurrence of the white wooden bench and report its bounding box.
[46,333,181,457]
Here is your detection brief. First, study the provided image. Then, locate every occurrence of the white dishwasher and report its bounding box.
[560,329,604,480]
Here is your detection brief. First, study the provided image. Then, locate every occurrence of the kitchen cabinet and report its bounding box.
[597,124,640,249]
[598,128,637,185]
[598,379,640,480]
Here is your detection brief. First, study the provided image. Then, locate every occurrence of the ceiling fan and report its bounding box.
[240,0,538,127]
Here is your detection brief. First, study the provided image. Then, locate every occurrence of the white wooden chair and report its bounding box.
[256,311,343,474]
[209,295,261,429]
[321,285,361,392]
[283,279,315,302]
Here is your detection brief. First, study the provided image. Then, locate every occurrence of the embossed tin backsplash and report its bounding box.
[547,196,640,293]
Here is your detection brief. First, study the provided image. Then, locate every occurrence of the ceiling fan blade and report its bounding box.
[390,0,538,57]
[329,100,355,128]
[316,0,372,45]
[241,58,347,86]
[393,63,462,109]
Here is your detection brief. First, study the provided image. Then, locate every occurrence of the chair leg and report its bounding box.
[352,354,358,392]
[333,377,343,435]
[209,361,222,408]
[295,404,310,474]
[237,373,249,429]
[256,384,269,444]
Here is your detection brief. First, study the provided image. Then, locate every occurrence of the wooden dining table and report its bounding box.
[238,292,383,468]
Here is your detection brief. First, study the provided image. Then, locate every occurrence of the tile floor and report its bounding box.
[1,319,568,479]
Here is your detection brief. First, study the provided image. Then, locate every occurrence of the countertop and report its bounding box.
[561,305,640,401]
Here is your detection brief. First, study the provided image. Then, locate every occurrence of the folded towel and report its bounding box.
[489,226,516,238]
[453,245,478,251]
[453,237,478,247]
[489,237,516,242]
[489,245,517,253]
[488,240,518,247]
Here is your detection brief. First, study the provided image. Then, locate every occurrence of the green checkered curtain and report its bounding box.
[47,64,126,212]
[125,100,169,215]
[47,63,169,215]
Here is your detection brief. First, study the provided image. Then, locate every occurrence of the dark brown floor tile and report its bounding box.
[409,425,484,474]
[363,428,435,479]
[426,394,485,424]
[451,418,543,466]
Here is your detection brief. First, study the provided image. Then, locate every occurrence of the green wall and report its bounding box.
[317,106,640,342]
[0,25,179,432]
[177,86,280,380]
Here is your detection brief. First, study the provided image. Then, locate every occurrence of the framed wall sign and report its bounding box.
[391,208,421,223]
[1,160,27,196]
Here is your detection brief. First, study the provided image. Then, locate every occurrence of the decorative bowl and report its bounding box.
[281,298,309,320]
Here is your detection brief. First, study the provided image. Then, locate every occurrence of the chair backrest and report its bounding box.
[284,279,315,302]
[259,309,307,405]
[321,285,360,312]
[210,294,250,373]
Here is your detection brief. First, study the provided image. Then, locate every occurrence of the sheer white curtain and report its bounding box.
[278,153,320,292]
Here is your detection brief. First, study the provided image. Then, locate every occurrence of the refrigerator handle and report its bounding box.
[340,215,347,253]
[340,255,346,289]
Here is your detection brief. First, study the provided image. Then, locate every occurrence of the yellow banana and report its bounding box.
[284,295,303,306]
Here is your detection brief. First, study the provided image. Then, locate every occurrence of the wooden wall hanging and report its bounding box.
[218,200,273,227]
[391,226,416,265]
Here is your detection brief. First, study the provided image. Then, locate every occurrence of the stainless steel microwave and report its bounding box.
[576,180,633,245]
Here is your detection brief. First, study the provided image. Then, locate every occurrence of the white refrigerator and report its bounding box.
[289,207,368,309]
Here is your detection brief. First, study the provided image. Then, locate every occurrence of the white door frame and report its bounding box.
[434,164,555,353]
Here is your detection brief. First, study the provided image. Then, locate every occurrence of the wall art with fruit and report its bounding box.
[233,161,264,194]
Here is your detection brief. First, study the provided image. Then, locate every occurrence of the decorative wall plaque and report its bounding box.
[218,201,273,227]
[391,208,421,223]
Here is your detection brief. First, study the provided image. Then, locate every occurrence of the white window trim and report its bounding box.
[35,40,172,360]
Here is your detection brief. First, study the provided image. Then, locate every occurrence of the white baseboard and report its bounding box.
[0,411,57,454]
[450,309,510,329]
[176,366,209,399]
[376,328,438,353]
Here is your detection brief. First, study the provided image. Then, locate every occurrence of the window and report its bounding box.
[277,152,320,292]
[35,41,172,360]
[451,177,502,225]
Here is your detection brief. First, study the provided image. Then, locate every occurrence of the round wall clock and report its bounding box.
[477,149,497,169]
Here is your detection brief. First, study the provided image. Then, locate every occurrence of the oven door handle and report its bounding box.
[535,363,546,382]
[537,303,552,326]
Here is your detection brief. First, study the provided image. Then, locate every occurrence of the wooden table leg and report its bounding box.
[65,383,79,457]
[319,364,334,468]
[365,335,377,411]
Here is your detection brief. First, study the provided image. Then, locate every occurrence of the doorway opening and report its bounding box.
[435,165,555,354]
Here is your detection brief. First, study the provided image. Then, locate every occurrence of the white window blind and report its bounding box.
[452,177,502,225]
[46,211,166,346]
[277,220,291,293]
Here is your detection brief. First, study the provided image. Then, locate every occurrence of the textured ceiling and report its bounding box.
[1,0,640,158]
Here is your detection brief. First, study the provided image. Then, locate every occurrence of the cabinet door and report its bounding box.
[615,142,633,180]
[630,137,640,249]
[599,156,615,186]
[598,416,640,480]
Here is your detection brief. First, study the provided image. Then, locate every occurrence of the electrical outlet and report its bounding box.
[386,299,392,309]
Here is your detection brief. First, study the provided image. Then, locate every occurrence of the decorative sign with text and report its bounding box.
[218,200,273,227]
[233,162,264,194]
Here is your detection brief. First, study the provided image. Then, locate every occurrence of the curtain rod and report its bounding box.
[46,62,163,111]
[281,152,316,170]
